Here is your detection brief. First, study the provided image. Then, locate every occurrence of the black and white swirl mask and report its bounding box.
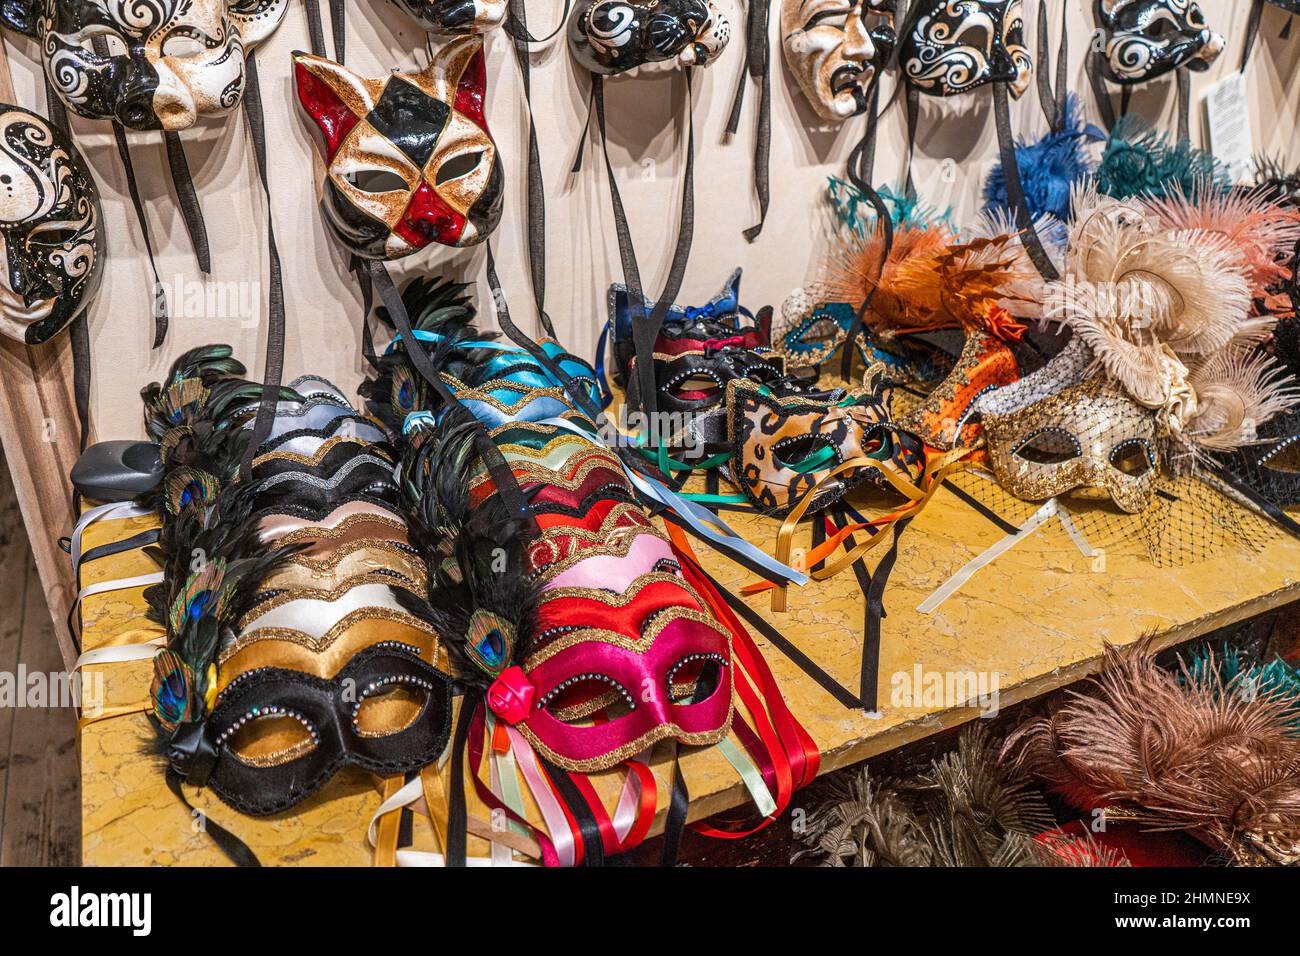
[383,0,507,33]
[0,105,102,345]
[568,0,731,75]
[0,0,290,131]
[1090,0,1224,85]
[900,0,1031,98]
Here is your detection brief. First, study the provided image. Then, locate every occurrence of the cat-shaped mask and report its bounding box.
[1,0,290,131]
[293,36,504,261]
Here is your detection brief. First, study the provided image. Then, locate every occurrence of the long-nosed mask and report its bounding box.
[781,0,896,121]
[900,0,1031,98]
[0,104,102,344]
[2,0,290,131]
[567,0,731,74]
[1090,0,1224,85]
[293,36,503,261]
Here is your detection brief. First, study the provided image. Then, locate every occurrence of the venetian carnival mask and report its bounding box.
[293,37,503,261]
[384,0,507,33]
[567,0,731,75]
[1,0,290,131]
[0,105,102,345]
[781,0,896,121]
[900,0,1031,98]
[982,375,1161,514]
[1090,0,1224,85]
[726,377,926,515]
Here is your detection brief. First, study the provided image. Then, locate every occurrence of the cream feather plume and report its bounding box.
[1184,349,1300,451]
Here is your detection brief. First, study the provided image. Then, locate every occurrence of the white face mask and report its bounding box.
[0,104,102,344]
[781,0,896,122]
[2,0,290,131]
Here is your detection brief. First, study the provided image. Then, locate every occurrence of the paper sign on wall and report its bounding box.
[1203,71,1254,183]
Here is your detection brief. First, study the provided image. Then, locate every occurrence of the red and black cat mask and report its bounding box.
[293,36,503,261]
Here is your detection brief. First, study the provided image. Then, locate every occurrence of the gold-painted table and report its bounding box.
[78,476,1300,865]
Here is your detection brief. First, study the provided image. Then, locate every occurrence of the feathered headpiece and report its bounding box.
[1005,640,1300,865]
[1045,186,1299,454]
[984,94,1101,227]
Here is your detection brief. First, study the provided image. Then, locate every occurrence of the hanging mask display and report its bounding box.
[1090,0,1224,85]
[900,0,1031,98]
[0,104,102,345]
[293,36,503,261]
[1,0,291,131]
[780,0,896,121]
[567,0,731,74]
[384,0,508,33]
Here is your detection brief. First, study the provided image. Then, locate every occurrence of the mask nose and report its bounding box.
[115,80,158,130]
[151,62,199,131]
[842,8,877,63]
[394,182,465,250]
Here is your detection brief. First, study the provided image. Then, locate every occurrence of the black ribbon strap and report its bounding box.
[239,51,288,484]
[542,759,606,866]
[1175,66,1191,144]
[839,78,891,385]
[1086,49,1118,133]
[725,0,771,241]
[1240,0,1266,72]
[502,0,559,337]
[592,73,696,421]
[164,132,211,274]
[660,750,690,866]
[165,768,261,867]
[445,693,476,867]
[1034,0,1068,133]
[367,259,538,534]
[88,35,169,348]
[992,81,1060,281]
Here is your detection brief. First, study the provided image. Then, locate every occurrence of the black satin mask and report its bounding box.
[173,644,452,816]
[1223,409,1300,508]
[568,0,731,74]
[0,104,102,344]
[630,348,786,415]
[901,0,1031,97]
[1090,0,1224,85]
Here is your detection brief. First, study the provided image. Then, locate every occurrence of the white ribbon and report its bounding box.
[918,499,1060,614]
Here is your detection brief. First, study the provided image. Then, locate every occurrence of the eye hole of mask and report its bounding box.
[775,434,837,472]
[225,712,319,767]
[354,683,427,737]
[28,227,80,250]
[540,676,635,725]
[1144,17,1176,39]
[795,319,843,347]
[162,35,206,58]
[80,28,130,58]
[436,152,484,185]
[667,372,722,401]
[1261,440,1300,474]
[1013,428,1081,465]
[348,170,410,194]
[1110,439,1153,476]
[955,23,991,50]
[666,654,726,705]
